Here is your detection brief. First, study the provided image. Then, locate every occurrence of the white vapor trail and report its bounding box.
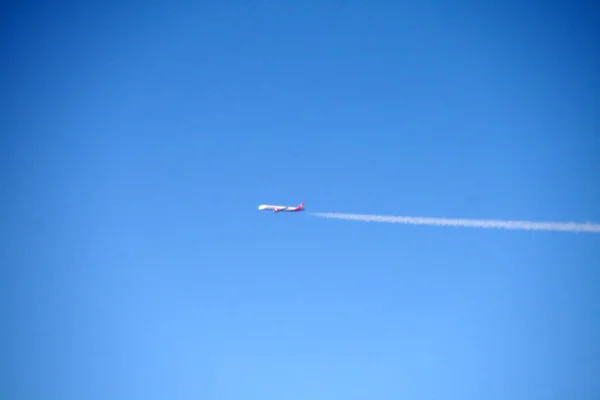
[310,212,600,233]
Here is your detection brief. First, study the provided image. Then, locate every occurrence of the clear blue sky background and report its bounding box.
[2,1,599,399]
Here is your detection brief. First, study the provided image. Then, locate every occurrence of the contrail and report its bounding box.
[310,212,600,233]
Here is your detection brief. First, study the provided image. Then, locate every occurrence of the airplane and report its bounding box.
[258,201,305,213]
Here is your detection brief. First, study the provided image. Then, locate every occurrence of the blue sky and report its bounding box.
[2,1,599,398]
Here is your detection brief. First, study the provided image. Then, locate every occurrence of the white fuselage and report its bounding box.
[259,204,292,211]
[258,203,303,212]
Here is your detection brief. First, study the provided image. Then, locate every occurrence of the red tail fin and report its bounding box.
[298,202,305,210]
